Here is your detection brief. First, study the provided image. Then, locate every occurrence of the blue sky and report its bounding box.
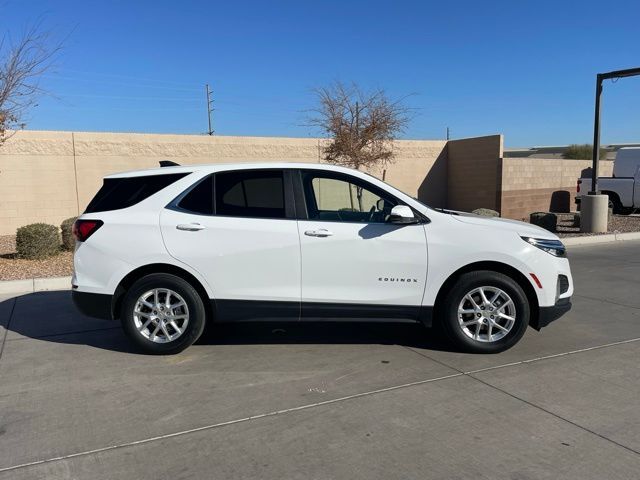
[4,0,640,145]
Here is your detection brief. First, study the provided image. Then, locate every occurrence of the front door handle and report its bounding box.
[176,223,206,231]
[304,228,333,237]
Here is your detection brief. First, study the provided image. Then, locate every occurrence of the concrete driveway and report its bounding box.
[1,241,639,479]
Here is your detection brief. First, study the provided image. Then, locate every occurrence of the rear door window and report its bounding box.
[215,170,286,219]
[85,173,188,213]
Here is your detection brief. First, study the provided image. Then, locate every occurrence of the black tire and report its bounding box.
[121,273,206,354]
[620,207,635,216]
[440,271,530,354]
[606,193,623,215]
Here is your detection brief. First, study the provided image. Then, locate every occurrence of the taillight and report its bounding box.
[73,219,103,242]
[576,179,581,193]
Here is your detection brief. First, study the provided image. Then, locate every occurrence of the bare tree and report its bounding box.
[0,25,61,145]
[308,82,411,171]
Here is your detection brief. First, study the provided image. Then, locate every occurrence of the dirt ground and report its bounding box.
[0,235,73,281]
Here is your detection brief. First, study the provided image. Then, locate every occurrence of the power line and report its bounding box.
[58,68,203,89]
[55,105,203,112]
[59,93,200,101]
[41,74,202,92]
[45,74,304,106]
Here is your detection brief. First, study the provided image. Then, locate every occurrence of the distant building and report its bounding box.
[504,143,640,160]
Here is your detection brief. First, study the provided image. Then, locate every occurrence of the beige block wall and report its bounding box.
[70,132,323,211]
[0,131,79,233]
[5,129,612,234]
[0,130,448,235]
[447,134,503,212]
[500,158,614,220]
[368,139,448,208]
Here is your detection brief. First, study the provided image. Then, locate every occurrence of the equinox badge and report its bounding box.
[378,277,418,283]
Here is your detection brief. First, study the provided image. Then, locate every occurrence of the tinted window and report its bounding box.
[215,170,285,218]
[177,175,214,214]
[85,173,188,213]
[303,172,397,223]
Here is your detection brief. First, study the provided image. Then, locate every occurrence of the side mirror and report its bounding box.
[387,205,417,224]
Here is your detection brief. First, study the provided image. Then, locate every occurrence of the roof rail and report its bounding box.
[159,160,180,167]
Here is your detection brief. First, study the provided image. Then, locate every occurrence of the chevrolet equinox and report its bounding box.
[71,163,573,354]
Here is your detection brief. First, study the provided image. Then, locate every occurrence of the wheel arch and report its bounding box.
[112,263,213,321]
[432,261,539,328]
[600,190,622,212]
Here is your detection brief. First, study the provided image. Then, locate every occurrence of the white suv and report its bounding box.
[72,163,573,354]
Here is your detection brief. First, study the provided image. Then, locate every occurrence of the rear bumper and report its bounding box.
[72,290,114,320]
[531,297,571,330]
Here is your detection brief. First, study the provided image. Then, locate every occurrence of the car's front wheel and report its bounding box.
[440,271,530,354]
[121,273,206,354]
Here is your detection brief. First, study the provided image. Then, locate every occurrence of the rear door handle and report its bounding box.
[176,223,206,231]
[304,228,333,237]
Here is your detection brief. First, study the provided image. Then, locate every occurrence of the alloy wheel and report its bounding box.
[133,288,190,343]
[457,286,516,343]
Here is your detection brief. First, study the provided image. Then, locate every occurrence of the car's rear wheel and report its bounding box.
[440,271,530,353]
[121,273,206,354]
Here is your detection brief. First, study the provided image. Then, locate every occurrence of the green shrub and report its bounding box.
[60,216,78,251]
[562,144,608,160]
[16,223,61,259]
[472,208,499,218]
[530,212,557,232]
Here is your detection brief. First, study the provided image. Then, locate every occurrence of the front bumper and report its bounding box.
[531,297,571,330]
[72,289,114,320]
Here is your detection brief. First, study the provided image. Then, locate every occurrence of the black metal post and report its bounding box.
[589,67,640,194]
[590,75,603,194]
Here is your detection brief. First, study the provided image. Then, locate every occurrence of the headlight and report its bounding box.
[521,236,566,257]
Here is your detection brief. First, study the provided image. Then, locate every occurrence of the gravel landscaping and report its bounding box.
[554,213,640,237]
[0,235,73,281]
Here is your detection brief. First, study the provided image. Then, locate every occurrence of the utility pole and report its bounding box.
[446,127,450,140]
[205,84,214,135]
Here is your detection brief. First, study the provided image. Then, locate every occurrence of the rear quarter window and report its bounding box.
[176,175,214,215]
[85,173,188,213]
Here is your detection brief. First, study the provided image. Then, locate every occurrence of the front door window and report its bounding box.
[302,172,398,223]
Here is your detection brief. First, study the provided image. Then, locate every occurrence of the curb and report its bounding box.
[563,231,640,246]
[0,276,72,295]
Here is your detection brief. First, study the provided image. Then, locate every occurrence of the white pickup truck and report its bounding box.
[577,147,640,214]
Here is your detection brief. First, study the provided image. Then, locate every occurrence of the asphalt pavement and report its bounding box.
[0,241,639,479]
